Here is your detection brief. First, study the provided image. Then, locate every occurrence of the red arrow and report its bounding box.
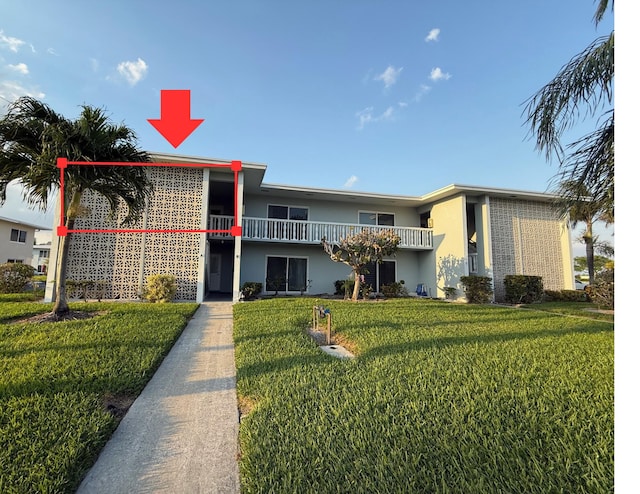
[148,90,204,148]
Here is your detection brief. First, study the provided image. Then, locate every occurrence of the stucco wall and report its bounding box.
[243,193,421,227]
[239,242,423,296]
[65,167,204,300]
[1,220,36,265]
[489,198,569,301]
[429,195,468,299]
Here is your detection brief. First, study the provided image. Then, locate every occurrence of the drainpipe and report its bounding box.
[232,170,244,302]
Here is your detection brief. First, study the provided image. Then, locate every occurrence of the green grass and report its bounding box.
[234,298,613,493]
[521,301,614,322]
[0,296,199,493]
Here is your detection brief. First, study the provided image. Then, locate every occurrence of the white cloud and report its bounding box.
[116,58,148,86]
[430,67,451,82]
[375,65,403,89]
[380,106,394,119]
[0,80,45,115]
[47,47,58,56]
[355,105,395,130]
[0,31,25,52]
[90,58,99,72]
[343,175,358,188]
[356,107,374,129]
[425,28,440,43]
[7,62,29,75]
[398,101,408,108]
[414,83,431,102]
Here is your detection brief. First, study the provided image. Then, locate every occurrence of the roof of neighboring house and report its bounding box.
[0,215,51,230]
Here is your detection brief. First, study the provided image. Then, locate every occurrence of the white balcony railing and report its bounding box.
[208,215,433,249]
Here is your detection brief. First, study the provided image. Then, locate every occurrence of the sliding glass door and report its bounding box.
[266,256,308,292]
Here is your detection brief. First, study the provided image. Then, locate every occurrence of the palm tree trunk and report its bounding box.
[584,219,595,285]
[52,190,81,315]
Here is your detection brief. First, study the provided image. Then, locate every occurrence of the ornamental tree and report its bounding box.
[321,229,401,301]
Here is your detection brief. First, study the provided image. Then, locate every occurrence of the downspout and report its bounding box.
[232,170,244,302]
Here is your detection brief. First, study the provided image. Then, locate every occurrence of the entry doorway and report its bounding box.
[209,253,222,292]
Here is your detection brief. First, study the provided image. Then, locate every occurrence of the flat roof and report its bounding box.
[147,152,559,206]
[0,215,51,230]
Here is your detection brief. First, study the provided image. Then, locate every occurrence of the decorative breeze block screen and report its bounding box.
[66,166,204,300]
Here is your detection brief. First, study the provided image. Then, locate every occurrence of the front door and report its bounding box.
[209,253,222,292]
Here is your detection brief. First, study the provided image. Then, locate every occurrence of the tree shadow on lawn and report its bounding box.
[359,324,613,361]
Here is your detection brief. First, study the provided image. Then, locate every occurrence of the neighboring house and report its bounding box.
[45,153,575,303]
[1,216,47,266]
[31,244,51,274]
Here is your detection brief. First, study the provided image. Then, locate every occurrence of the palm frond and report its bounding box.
[523,33,614,162]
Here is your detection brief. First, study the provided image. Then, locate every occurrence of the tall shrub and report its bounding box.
[460,276,493,304]
[504,275,544,304]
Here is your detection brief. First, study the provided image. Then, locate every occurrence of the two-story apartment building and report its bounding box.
[44,153,575,303]
[1,215,48,266]
[31,244,51,274]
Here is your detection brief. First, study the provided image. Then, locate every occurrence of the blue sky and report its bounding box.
[0,0,617,248]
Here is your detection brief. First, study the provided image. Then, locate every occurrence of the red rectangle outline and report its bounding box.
[56,158,242,237]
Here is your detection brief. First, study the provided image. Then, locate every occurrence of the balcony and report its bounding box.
[209,215,433,250]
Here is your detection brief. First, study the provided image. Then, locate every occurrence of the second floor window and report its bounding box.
[10,229,27,243]
[359,212,394,226]
[268,205,308,221]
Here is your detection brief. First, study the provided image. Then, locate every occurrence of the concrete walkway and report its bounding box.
[77,302,240,494]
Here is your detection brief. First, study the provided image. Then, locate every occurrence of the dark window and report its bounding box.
[266,256,308,292]
[10,228,27,243]
[268,205,308,221]
[267,205,289,220]
[363,260,396,292]
[289,207,308,221]
[266,257,287,291]
[359,212,395,226]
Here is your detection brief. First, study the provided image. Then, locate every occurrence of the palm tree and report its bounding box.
[524,0,614,218]
[0,96,153,316]
[556,179,612,285]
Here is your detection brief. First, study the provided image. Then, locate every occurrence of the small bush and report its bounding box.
[142,274,177,303]
[443,287,457,300]
[380,282,409,298]
[66,280,108,302]
[544,289,588,302]
[241,282,263,300]
[0,263,35,294]
[586,268,614,309]
[504,275,544,304]
[337,279,373,299]
[460,275,493,304]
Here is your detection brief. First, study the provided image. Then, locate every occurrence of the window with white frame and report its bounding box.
[358,211,395,226]
[7,259,24,264]
[363,259,396,293]
[268,205,309,221]
[265,256,308,292]
[10,228,27,243]
[267,205,309,241]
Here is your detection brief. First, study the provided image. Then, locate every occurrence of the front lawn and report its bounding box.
[0,296,198,493]
[234,298,613,493]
